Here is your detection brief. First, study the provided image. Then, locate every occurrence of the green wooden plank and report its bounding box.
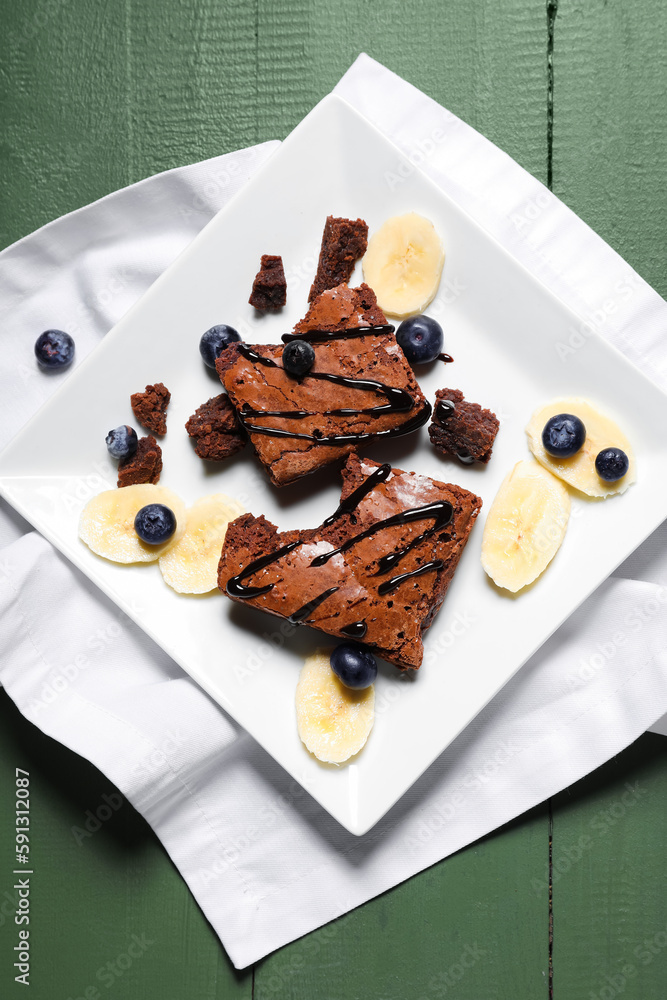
[0,0,133,251]
[0,691,252,999]
[552,0,667,298]
[552,4,667,989]
[0,0,549,252]
[299,0,549,184]
[254,806,549,1000]
[551,735,667,999]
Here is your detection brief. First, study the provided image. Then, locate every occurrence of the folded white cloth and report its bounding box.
[1,54,666,969]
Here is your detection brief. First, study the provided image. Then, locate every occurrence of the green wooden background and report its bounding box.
[1,1,666,997]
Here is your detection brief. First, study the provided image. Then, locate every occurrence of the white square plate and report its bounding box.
[2,95,667,835]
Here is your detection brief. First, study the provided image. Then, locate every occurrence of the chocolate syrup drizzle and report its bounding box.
[225,463,454,627]
[287,587,340,625]
[310,500,453,570]
[435,399,456,421]
[377,561,445,596]
[340,621,368,639]
[234,332,432,444]
[281,324,395,343]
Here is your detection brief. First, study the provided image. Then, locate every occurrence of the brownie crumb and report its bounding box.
[117,435,162,486]
[185,393,246,461]
[429,388,500,464]
[308,216,368,302]
[131,383,171,435]
[249,254,286,311]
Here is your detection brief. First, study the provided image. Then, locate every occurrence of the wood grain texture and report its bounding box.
[0,692,251,1000]
[552,0,667,297]
[0,1,132,249]
[254,808,549,1000]
[550,735,667,999]
[0,0,547,251]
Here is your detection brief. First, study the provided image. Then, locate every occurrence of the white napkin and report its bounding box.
[1,54,666,969]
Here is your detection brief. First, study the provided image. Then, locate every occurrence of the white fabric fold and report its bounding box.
[1,55,666,968]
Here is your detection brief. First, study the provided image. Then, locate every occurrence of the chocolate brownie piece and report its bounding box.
[131,383,170,435]
[429,389,500,464]
[308,216,368,302]
[185,393,246,461]
[117,435,162,487]
[216,284,430,488]
[218,454,482,670]
[249,254,286,311]
[294,282,386,334]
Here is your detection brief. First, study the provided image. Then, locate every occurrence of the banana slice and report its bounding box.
[159,493,245,594]
[526,397,636,498]
[79,484,186,563]
[296,651,375,764]
[362,212,445,318]
[481,459,571,593]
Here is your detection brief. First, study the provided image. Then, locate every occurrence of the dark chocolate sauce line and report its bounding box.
[437,352,454,364]
[304,371,413,412]
[225,541,300,600]
[435,399,456,421]
[281,325,395,344]
[287,587,339,624]
[321,463,391,528]
[311,501,453,569]
[225,465,392,599]
[239,401,432,445]
[237,343,413,414]
[240,405,407,419]
[235,341,428,443]
[340,621,368,639]
[225,467,451,611]
[375,523,449,576]
[377,560,445,596]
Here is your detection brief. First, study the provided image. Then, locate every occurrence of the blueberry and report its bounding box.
[199,325,241,369]
[395,315,443,365]
[282,339,315,377]
[330,642,378,690]
[105,425,138,460]
[34,329,75,370]
[134,504,177,545]
[541,413,586,458]
[595,447,629,482]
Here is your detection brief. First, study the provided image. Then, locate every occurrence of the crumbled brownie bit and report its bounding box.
[308,216,368,302]
[185,393,246,461]
[131,383,170,435]
[248,254,286,311]
[218,454,481,670]
[429,388,500,464]
[117,435,162,487]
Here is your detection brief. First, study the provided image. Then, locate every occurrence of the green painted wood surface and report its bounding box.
[0,692,252,999]
[551,735,667,999]
[552,0,667,300]
[254,807,549,1000]
[1,2,666,998]
[0,0,547,252]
